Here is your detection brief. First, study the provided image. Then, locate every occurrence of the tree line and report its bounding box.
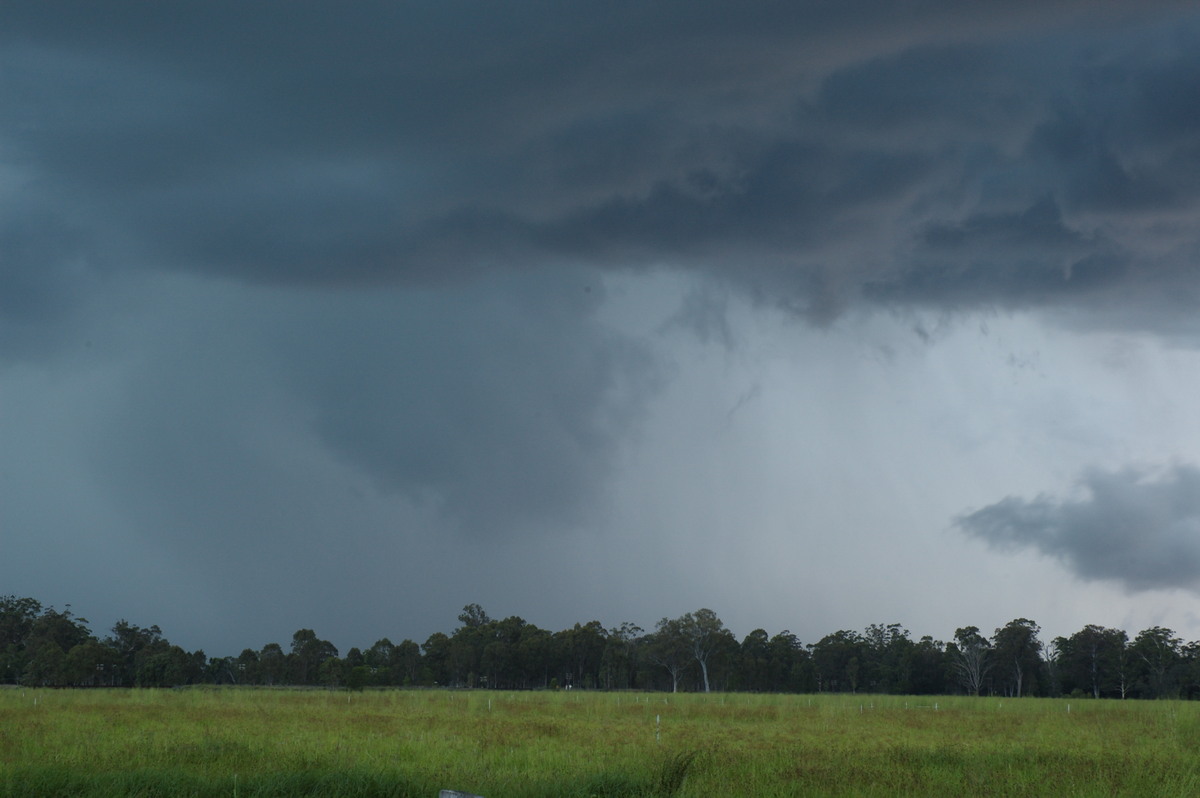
[1,595,1195,698]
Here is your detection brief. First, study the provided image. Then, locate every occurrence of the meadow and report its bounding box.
[3,687,1200,797]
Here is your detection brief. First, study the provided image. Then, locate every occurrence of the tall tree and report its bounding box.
[290,629,337,685]
[1130,626,1182,699]
[421,632,451,686]
[364,638,396,685]
[768,631,815,692]
[740,629,772,692]
[950,626,992,696]
[23,606,93,686]
[810,630,865,693]
[106,620,164,686]
[646,617,692,692]
[259,643,286,685]
[601,622,643,690]
[65,639,119,686]
[234,648,260,685]
[556,620,607,689]
[679,609,734,693]
[992,619,1043,697]
[908,636,948,695]
[395,639,423,686]
[0,596,42,684]
[458,603,492,629]
[862,623,913,693]
[1058,625,1128,699]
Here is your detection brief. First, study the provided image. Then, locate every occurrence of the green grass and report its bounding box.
[3,688,1200,796]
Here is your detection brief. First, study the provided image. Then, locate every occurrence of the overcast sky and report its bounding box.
[7,1,1200,657]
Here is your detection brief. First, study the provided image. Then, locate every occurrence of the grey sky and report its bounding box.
[5,2,1200,656]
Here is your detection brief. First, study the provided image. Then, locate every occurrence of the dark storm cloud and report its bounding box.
[0,208,107,359]
[957,465,1200,593]
[89,270,657,542]
[279,274,660,535]
[866,197,1129,308]
[4,1,1199,308]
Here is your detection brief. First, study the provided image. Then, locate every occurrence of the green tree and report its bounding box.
[364,638,396,685]
[600,622,643,690]
[1129,626,1182,699]
[106,620,164,687]
[1058,625,1128,698]
[65,639,120,686]
[516,627,552,688]
[23,606,93,686]
[992,619,1043,697]
[235,648,261,685]
[0,596,42,684]
[556,621,606,689]
[768,631,814,692]
[290,629,338,685]
[949,626,992,696]
[136,644,203,687]
[739,629,771,692]
[646,617,692,692]
[259,643,286,685]
[395,639,423,686]
[810,630,865,693]
[907,636,948,695]
[678,609,735,693]
[421,632,451,685]
[318,656,348,688]
[458,603,492,629]
[862,623,913,693]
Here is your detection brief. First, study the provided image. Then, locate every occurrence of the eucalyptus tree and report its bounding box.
[810,630,865,693]
[950,626,992,696]
[0,596,42,684]
[769,631,814,692]
[601,622,644,690]
[679,609,735,693]
[1057,625,1128,698]
[740,629,772,692]
[22,607,95,686]
[992,619,1043,697]
[907,636,948,695]
[289,628,338,685]
[555,620,607,689]
[233,648,261,685]
[646,617,692,692]
[862,623,913,693]
[364,638,397,685]
[258,642,286,685]
[394,639,423,685]
[421,632,450,685]
[1130,626,1183,699]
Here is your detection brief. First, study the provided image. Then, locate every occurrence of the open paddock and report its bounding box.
[2,688,1198,796]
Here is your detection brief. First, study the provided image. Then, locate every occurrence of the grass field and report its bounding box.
[3,687,1200,797]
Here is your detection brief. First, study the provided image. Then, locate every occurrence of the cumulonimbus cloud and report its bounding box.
[4,2,1200,332]
[956,464,1200,592]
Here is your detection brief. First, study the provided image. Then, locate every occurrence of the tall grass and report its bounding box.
[3,688,1200,796]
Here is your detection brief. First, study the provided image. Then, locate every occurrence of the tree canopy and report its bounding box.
[5,594,1200,698]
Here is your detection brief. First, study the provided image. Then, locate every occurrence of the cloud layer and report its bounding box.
[958,465,1200,592]
[4,3,1200,323]
[7,3,1200,652]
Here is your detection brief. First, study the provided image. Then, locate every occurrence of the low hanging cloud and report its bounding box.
[5,2,1200,334]
[957,465,1200,592]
